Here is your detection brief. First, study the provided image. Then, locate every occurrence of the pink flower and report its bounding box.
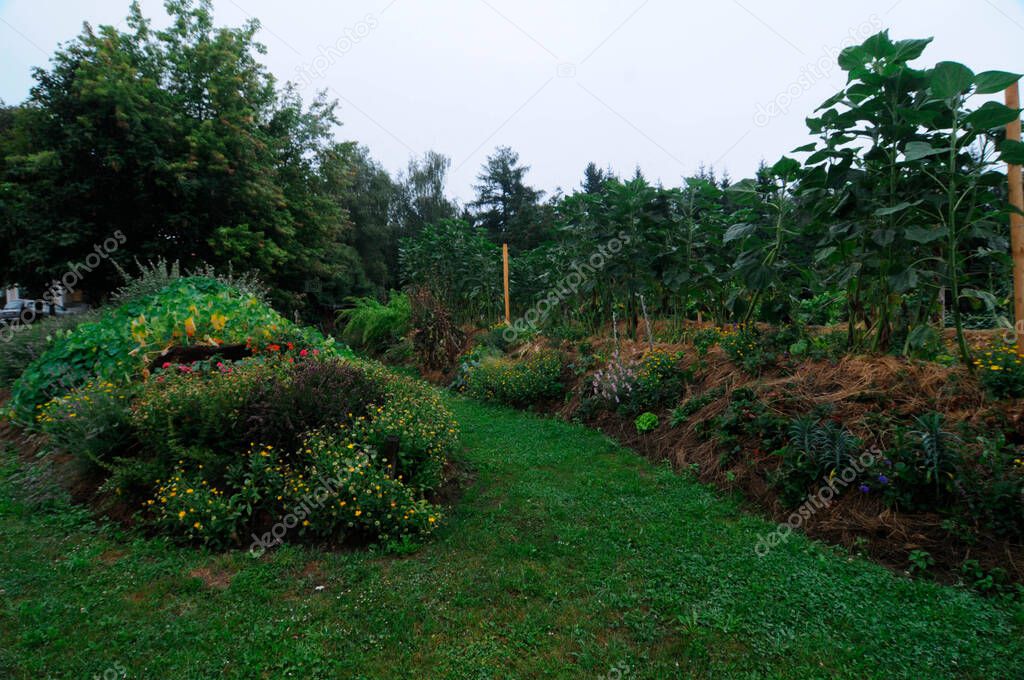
[162,362,171,369]
[299,349,309,357]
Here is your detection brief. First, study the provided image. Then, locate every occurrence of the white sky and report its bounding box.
[1,0,1023,202]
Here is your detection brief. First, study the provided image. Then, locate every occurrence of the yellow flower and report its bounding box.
[210,312,228,331]
[178,510,186,519]
[184,316,197,338]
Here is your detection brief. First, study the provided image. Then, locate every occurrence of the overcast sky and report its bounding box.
[1,0,1022,202]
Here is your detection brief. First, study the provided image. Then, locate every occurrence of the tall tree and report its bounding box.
[471,146,543,251]
[0,0,367,315]
[394,151,457,237]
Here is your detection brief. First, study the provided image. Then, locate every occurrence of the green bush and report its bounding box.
[36,378,137,470]
[954,433,1024,540]
[8,277,341,422]
[339,291,411,353]
[0,311,99,388]
[463,350,564,407]
[38,352,456,551]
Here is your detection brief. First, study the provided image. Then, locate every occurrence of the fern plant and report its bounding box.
[339,291,411,352]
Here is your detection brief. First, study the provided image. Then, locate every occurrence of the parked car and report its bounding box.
[0,299,37,321]
[0,299,91,323]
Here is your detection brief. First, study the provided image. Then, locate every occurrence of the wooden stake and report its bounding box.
[1007,83,1024,353]
[502,243,510,325]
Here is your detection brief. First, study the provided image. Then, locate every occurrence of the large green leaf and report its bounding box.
[904,141,948,162]
[724,222,757,243]
[963,102,1021,129]
[929,61,975,99]
[904,226,947,243]
[888,268,918,292]
[1001,139,1024,164]
[892,37,933,63]
[974,70,1022,95]
[874,201,918,217]
[961,288,998,310]
[770,156,801,180]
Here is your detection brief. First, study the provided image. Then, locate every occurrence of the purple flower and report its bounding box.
[878,475,889,485]
[859,484,871,494]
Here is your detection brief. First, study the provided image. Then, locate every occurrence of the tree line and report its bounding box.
[1,1,1022,362]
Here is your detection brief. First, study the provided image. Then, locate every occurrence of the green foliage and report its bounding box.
[699,388,788,469]
[38,352,456,549]
[463,350,564,407]
[146,432,441,550]
[770,416,865,505]
[0,1,394,311]
[634,412,659,433]
[111,258,270,306]
[907,549,935,575]
[0,310,99,388]
[910,412,961,498]
[671,387,726,426]
[633,350,689,410]
[957,433,1024,540]
[720,325,786,374]
[8,277,340,422]
[340,291,411,352]
[36,378,138,470]
[470,146,547,250]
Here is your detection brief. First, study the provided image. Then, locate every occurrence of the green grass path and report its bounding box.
[1,397,1023,678]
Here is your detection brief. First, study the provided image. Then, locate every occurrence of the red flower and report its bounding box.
[299,349,309,357]
[162,362,172,369]
[286,342,294,351]
[267,344,281,353]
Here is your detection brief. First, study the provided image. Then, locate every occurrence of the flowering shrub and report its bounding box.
[131,358,284,471]
[36,379,137,469]
[134,356,455,550]
[974,343,1024,400]
[243,357,385,453]
[9,277,343,421]
[146,432,441,549]
[589,351,637,407]
[589,350,687,415]
[720,325,777,375]
[462,350,564,407]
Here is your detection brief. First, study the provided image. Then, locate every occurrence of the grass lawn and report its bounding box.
[1,396,1023,679]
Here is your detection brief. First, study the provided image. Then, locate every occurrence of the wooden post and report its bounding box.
[502,243,511,325]
[1007,83,1024,354]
